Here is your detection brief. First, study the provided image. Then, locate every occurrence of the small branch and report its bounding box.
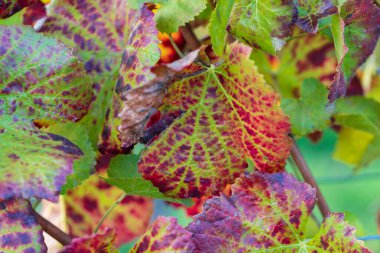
[358,235,380,241]
[168,34,184,58]
[33,210,72,246]
[290,142,331,218]
[94,192,127,233]
[180,24,201,50]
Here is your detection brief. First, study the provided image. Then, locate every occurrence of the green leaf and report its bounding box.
[42,122,97,194]
[228,0,297,54]
[282,78,331,136]
[0,116,83,201]
[139,43,292,198]
[105,154,193,207]
[130,0,207,33]
[209,0,234,56]
[0,25,92,122]
[0,199,47,253]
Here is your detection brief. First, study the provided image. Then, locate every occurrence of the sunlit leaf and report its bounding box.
[139,43,292,198]
[130,216,195,253]
[65,174,153,246]
[282,78,331,136]
[209,0,234,56]
[0,25,92,122]
[296,0,337,33]
[0,0,39,18]
[58,228,118,253]
[228,0,298,54]
[187,172,370,252]
[0,116,82,201]
[130,0,207,34]
[0,198,47,253]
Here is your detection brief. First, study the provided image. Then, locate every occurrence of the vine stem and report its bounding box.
[179,24,201,50]
[33,210,72,246]
[168,34,184,58]
[290,142,331,218]
[93,192,127,233]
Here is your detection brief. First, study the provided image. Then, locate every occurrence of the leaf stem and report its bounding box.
[93,192,127,233]
[290,142,331,218]
[287,24,331,41]
[33,209,72,246]
[168,34,184,58]
[179,24,200,50]
[358,235,380,241]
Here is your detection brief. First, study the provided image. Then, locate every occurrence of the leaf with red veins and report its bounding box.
[58,228,118,253]
[329,0,380,101]
[65,174,153,246]
[0,0,39,18]
[296,0,337,33]
[139,42,292,198]
[40,0,137,148]
[0,116,82,201]
[100,5,161,152]
[130,217,195,253]
[187,172,371,252]
[0,198,47,253]
[0,26,92,122]
[22,1,46,27]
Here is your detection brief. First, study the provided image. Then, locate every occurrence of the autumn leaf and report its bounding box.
[187,172,371,252]
[0,117,82,201]
[0,198,47,253]
[139,42,292,198]
[0,0,39,18]
[130,216,195,253]
[58,228,118,253]
[65,174,153,246]
[228,0,298,54]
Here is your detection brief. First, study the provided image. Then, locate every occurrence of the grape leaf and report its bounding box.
[130,216,195,253]
[65,174,153,246]
[282,78,331,136]
[252,32,337,98]
[187,172,371,252]
[209,0,234,56]
[329,0,380,101]
[58,228,118,253]
[0,116,82,201]
[41,122,96,194]
[228,0,298,55]
[139,43,292,198]
[104,154,193,206]
[0,198,47,253]
[0,25,92,122]
[296,0,337,33]
[129,0,207,34]
[101,5,160,152]
[40,0,137,148]
[0,0,39,18]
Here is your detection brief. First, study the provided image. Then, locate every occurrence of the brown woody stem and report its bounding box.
[290,142,330,218]
[180,24,201,50]
[33,210,72,246]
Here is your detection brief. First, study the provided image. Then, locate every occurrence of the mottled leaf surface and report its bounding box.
[42,122,96,194]
[187,172,370,252]
[104,154,193,206]
[130,0,207,33]
[40,0,137,148]
[65,174,153,246]
[0,198,47,253]
[0,0,39,18]
[0,26,92,122]
[0,116,82,201]
[296,0,337,33]
[139,43,292,198]
[130,217,195,253]
[58,228,118,253]
[228,0,298,54]
[282,78,331,136]
[101,5,160,151]
[209,0,234,56]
